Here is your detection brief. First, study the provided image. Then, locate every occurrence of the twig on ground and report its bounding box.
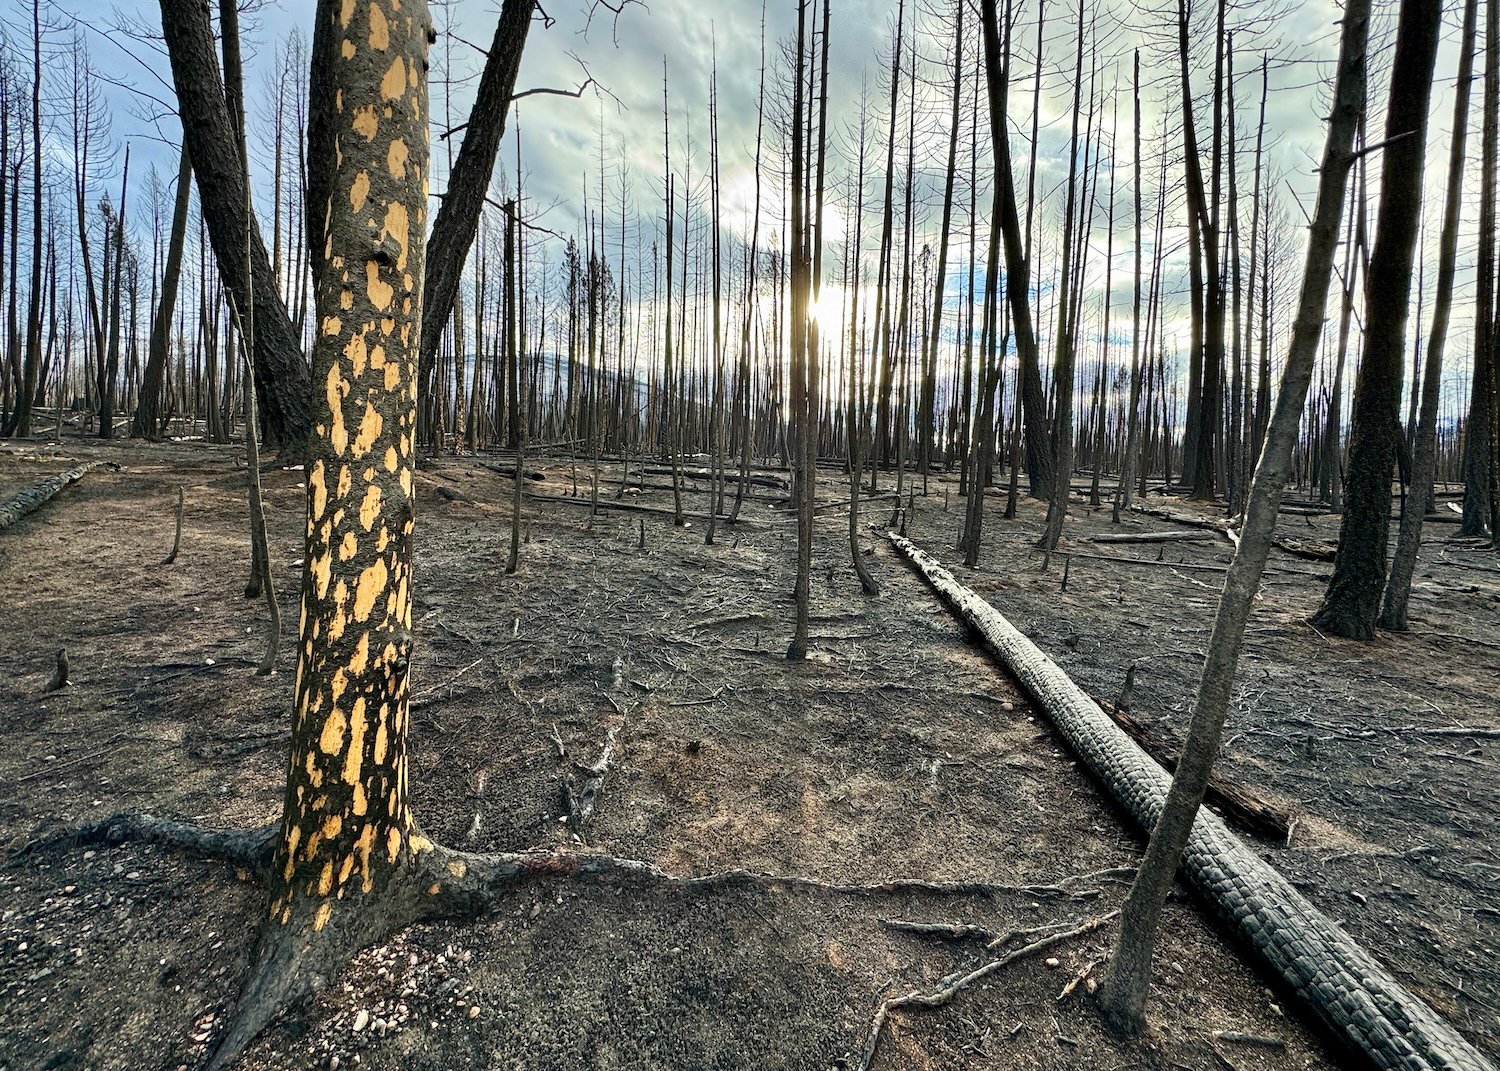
[853,913,1117,1071]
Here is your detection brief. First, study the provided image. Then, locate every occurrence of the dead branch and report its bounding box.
[558,727,618,835]
[1088,530,1217,544]
[854,914,1117,1071]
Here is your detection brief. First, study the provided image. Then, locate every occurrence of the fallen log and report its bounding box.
[887,531,1494,1071]
[635,463,789,490]
[1057,550,1231,575]
[478,462,547,482]
[1130,501,1337,563]
[0,460,110,532]
[521,489,749,527]
[1089,531,1218,545]
[1095,699,1296,841]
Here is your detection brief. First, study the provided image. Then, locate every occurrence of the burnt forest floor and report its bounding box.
[0,435,1495,1071]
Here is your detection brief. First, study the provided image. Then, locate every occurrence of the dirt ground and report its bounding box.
[0,437,1493,1071]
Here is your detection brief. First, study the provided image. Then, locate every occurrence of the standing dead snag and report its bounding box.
[1098,0,1373,1036]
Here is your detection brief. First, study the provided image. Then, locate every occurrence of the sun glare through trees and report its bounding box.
[0,0,1496,1069]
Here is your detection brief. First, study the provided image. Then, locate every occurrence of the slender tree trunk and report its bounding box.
[981,0,1053,501]
[1118,52,1145,509]
[12,0,43,438]
[133,149,193,439]
[786,0,812,662]
[1097,0,1369,1031]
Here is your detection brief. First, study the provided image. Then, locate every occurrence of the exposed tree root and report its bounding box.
[17,812,277,876]
[854,913,1117,1071]
[35,812,1128,1069]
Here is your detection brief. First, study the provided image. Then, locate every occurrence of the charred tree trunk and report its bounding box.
[133,149,192,440]
[1312,0,1441,640]
[1380,0,1479,630]
[980,0,1053,500]
[417,0,534,431]
[159,0,313,456]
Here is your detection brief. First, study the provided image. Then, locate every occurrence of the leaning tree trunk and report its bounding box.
[1096,0,1372,1033]
[207,4,435,1064]
[1312,0,1441,640]
[158,0,312,457]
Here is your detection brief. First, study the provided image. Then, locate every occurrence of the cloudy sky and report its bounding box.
[31,0,1489,419]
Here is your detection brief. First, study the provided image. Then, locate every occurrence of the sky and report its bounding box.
[10,0,1492,424]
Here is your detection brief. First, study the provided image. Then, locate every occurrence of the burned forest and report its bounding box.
[1,0,1498,1069]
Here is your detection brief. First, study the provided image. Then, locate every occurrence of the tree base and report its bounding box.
[1309,604,1375,641]
[46,814,1110,1069]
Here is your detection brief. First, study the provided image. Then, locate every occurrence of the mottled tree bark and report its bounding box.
[207,3,434,1064]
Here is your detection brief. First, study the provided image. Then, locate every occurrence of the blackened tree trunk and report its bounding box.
[786,0,812,662]
[158,0,312,456]
[99,155,128,440]
[1312,0,1441,640]
[920,0,964,484]
[1380,0,1479,630]
[133,148,192,440]
[12,0,43,438]
[1464,0,1500,540]
[980,0,1053,500]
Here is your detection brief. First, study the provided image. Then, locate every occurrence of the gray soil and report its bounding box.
[0,437,1492,1070]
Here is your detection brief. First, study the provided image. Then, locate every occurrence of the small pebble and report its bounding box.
[352,1009,370,1032]
[468,1005,480,1019]
[1044,957,1061,969]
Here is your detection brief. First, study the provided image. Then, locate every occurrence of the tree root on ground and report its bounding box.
[854,912,1118,1071]
[16,812,277,877]
[28,812,1128,1069]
